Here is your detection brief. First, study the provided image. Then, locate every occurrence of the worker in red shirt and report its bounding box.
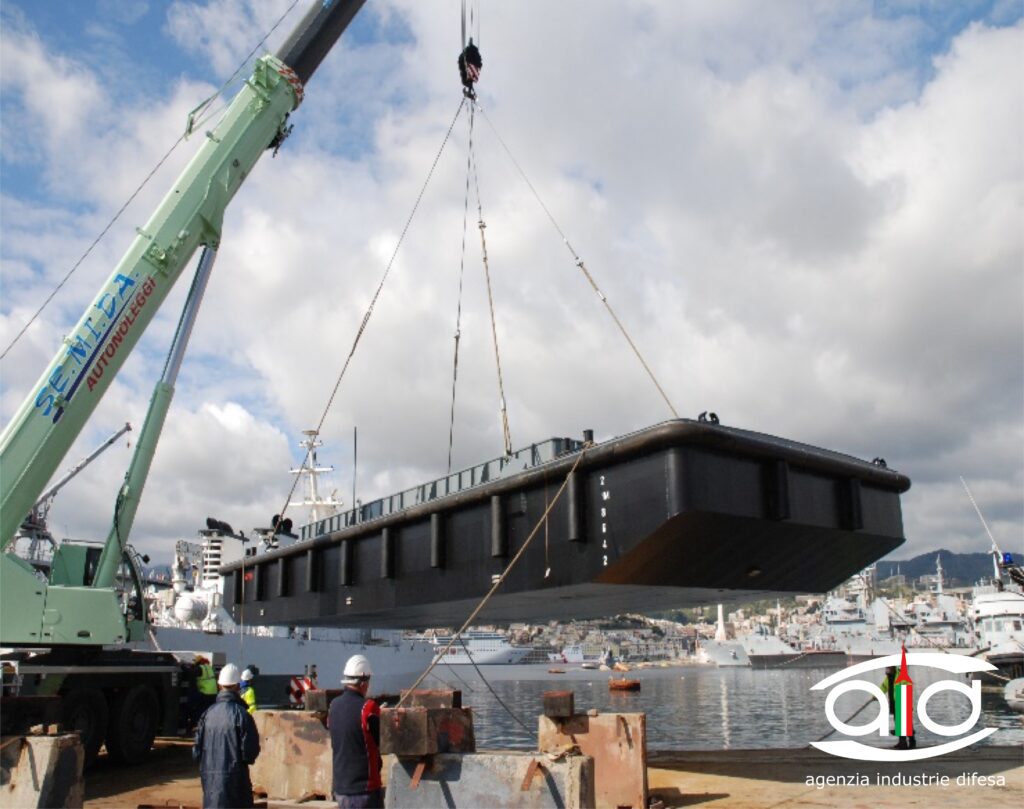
[328,655,382,808]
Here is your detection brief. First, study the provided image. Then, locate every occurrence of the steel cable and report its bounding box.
[476,105,679,420]
[469,104,513,456]
[271,98,468,530]
[446,103,476,474]
[397,443,591,706]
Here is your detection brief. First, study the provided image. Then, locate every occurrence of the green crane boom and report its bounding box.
[0,0,365,646]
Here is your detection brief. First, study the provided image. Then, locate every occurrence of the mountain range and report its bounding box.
[876,549,1016,587]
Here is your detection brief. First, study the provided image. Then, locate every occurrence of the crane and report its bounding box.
[0,0,366,766]
[0,0,365,647]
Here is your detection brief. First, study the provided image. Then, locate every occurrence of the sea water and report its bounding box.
[417,663,1024,751]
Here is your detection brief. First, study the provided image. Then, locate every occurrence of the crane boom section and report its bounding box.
[0,56,300,551]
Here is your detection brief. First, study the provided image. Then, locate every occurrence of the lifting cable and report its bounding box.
[460,0,481,53]
[397,442,591,708]
[438,22,530,733]
[0,0,304,363]
[457,634,534,735]
[470,109,513,457]
[476,105,680,420]
[270,98,469,536]
[437,657,478,694]
[449,20,511,466]
[446,107,476,474]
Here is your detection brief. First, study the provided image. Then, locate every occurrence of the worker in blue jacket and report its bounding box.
[193,662,261,808]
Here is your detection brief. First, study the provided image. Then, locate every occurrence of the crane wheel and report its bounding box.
[59,687,108,767]
[105,684,159,764]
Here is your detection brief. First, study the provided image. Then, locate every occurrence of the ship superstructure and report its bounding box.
[141,434,434,691]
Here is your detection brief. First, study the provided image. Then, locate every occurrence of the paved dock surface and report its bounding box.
[83,740,1021,808]
[648,746,1023,808]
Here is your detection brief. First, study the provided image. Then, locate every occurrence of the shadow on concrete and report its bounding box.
[649,786,731,807]
[648,746,1023,784]
[83,739,195,802]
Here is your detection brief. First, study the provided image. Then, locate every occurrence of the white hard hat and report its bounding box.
[342,654,373,681]
[241,669,255,681]
[218,663,241,686]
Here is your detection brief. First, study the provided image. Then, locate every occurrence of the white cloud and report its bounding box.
[2,2,1021,571]
[165,0,298,78]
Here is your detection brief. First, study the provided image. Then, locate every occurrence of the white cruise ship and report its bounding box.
[428,630,532,665]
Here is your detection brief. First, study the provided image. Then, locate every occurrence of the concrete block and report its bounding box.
[251,711,332,801]
[539,712,648,809]
[0,734,84,808]
[399,689,462,709]
[380,707,475,756]
[384,752,594,809]
[543,690,575,718]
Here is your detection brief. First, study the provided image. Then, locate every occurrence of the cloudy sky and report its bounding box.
[1,0,1021,571]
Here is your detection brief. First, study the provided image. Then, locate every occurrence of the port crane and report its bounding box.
[0,0,366,765]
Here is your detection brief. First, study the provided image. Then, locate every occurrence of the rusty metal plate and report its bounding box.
[380,707,475,757]
[539,712,648,809]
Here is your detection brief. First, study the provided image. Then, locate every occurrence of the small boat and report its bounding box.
[548,668,566,674]
[580,662,599,670]
[609,677,641,692]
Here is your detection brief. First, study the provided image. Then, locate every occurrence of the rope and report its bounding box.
[476,105,679,420]
[438,658,478,694]
[469,106,512,456]
[543,476,551,577]
[456,635,534,735]
[270,98,468,530]
[0,1,304,363]
[397,443,590,706]
[446,103,476,474]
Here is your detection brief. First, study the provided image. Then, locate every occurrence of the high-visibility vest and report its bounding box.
[197,663,217,695]
[241,685,257,715]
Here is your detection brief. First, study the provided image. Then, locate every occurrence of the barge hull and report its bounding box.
[222,420,910,629]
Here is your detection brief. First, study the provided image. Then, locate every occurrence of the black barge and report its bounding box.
[221,420,910,629]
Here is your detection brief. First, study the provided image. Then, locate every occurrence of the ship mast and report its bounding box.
[289,430,343,524]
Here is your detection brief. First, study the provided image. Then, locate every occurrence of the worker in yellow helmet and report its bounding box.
[240,668,257,715]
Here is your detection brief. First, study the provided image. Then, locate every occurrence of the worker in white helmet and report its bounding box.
[240,668,257,715]
[192,662,261,808]
[328,655,382,808]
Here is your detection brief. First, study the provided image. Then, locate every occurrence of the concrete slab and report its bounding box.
[1,734,84,808]
[539,712,648,809]
[384,753,594,809]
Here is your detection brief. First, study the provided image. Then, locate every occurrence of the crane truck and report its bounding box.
[0,0,366,765]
